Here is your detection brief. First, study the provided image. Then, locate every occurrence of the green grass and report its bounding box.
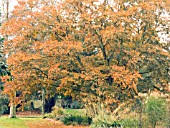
[0,116,41,128]
[0,115,90,128]
[0,109,87,128]
[64,109,86,116]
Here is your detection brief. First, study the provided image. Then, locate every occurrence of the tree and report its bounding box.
[1,0,170,116]
[57,0,170,113]
[1,0,74,114]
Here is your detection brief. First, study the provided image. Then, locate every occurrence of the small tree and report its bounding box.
[146,96,168,128]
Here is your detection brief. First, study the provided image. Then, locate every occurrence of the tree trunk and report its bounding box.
[9,91,16,118]
[9,102,16,118]
[6,0,9,20]
[41,88,45,115]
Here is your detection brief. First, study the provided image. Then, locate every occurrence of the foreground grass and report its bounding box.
[0,116,39,128]
[0,116,89,128]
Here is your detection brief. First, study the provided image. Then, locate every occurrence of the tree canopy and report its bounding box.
[1,0,170,113]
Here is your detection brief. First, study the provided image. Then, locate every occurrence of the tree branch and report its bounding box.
[31,67,48,79]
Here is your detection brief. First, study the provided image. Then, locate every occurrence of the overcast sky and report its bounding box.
[9,0,18,11]
[0,0,18,13]
[9,0,18,12]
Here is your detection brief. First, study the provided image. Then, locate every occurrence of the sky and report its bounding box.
[9,0,18,11]
[0,0,18,15]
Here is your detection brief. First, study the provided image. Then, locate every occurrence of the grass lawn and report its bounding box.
[0,116,89,128]
[64,109,86,116]
[0,116,40,128]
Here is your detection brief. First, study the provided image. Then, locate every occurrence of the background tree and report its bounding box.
[0,1,11,115]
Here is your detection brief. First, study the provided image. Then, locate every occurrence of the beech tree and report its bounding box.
[57,0,170,112]
[1,0,170,115]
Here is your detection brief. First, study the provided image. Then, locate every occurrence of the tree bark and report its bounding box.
[41,88,45,115]
[9,101,16,118]
[9,91,16,118]
[6,0,9,20]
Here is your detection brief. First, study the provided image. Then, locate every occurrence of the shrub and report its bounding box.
[52,106,64,116]
[90,113,122,128]
[120,118,139,128]
[43,113,56,118]
[43,106,64,119]
[89,103,122,128]
[61,115,92,126]
[145,96,168,128]
[90,120,121,128]
[0,95,9,115]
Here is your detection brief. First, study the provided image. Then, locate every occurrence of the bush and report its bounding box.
[52,106,64,116]
[120,118,139,128]
[70,101,82,109]
[85,103,121,128]
[145,96,168,128]
[0,95,9,115]
[43,106,64,119]
[43,113,56,118]
[61,115,92,126]
[90,120,122,128]
[90,113,122,128]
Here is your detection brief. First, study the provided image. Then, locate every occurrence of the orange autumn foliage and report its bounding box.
[1,0,170,112]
